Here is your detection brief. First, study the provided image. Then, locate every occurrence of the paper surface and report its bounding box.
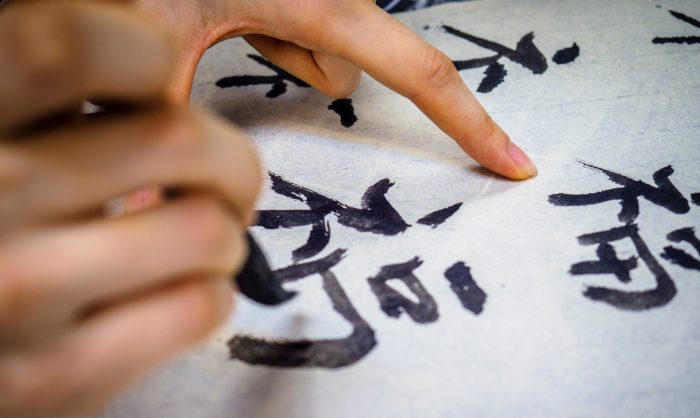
[103,0,700,416]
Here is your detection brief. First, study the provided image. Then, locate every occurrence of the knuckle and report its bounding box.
[473,110,498,139]
[175,197,234,259]
[215,123,264,216]
[418,46,459,92]
[0,254,39,327]
[176,280,233,341]
[319,73,360,99]
[145,111,208,176]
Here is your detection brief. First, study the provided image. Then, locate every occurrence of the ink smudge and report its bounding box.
[444,262,486,315]
[552,43,580,64]
[328,99,358,128]
[417,203,463,228]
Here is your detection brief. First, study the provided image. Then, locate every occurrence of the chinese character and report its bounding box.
[569,224,676,310]
[548,162,689,224]
[443,25,579,93]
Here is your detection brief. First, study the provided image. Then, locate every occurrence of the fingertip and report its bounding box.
[506,141,538,180]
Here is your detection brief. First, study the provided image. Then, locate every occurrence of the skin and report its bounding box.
[0,1,537,416]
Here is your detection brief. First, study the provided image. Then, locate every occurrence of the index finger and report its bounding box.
[315,3,537,180]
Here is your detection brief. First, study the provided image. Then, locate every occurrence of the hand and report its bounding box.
[0,2,262,416]
[134,0,538,180]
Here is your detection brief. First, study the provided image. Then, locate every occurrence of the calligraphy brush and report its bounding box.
[162,189,294,306]
[234,232,296,305]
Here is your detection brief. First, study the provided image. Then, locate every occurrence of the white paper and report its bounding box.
[103,0,700,417]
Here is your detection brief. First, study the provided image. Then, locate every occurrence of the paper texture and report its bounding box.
[103,0,700,416]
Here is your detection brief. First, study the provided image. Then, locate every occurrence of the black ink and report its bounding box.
[666,10,700,29]
[573,224,676,310]
[548,162,690,224]
[444,262,486,315]
[662,227,700,271]
[692,193,700,205]
[652,36,700,45]
[571,242,638,283]
[552,43,580,64]
[275,249,347,282]
[417,203,463,228]
[367,258,439,323]
[228,250,378,368]
[379,0,468,13]
[255,173,410,261]
[445,25,548,73]
[478,62,507,93]
[328,99,358,128]
[444,25,578,92]
[291,221,331,263]
[216,54,310,98]
[653,10,700,45]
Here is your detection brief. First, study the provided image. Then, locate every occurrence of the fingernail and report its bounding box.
[508,142,538,178]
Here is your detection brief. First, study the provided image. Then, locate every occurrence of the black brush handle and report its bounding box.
[234,232,296,306]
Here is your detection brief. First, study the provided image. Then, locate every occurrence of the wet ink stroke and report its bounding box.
[548,161,689,224]
[367,258,439,323]
[653,9,700,45]
[662,228,700,271]
[574,224,676,311]
[444,262,486,315]
[216,55,358,127]
[228,250,379,368]
[328,99,358,128]
[417,203,463,228]
[228,175,489,368]
[549,162,697,310]
[257,173,461,262]
[216,54,310,98]
[443,25,579,93]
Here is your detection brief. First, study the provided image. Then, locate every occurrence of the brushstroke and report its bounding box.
[552,43,580,64]
[328,99,358,128]
[662,227,700,271]
[228,250,377,368]
[575,224,676,310]
[548,162,689,224]
[255,173,409,261]
[367,258,439,323]
[444,262,486,315]
[417,203,463,228]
